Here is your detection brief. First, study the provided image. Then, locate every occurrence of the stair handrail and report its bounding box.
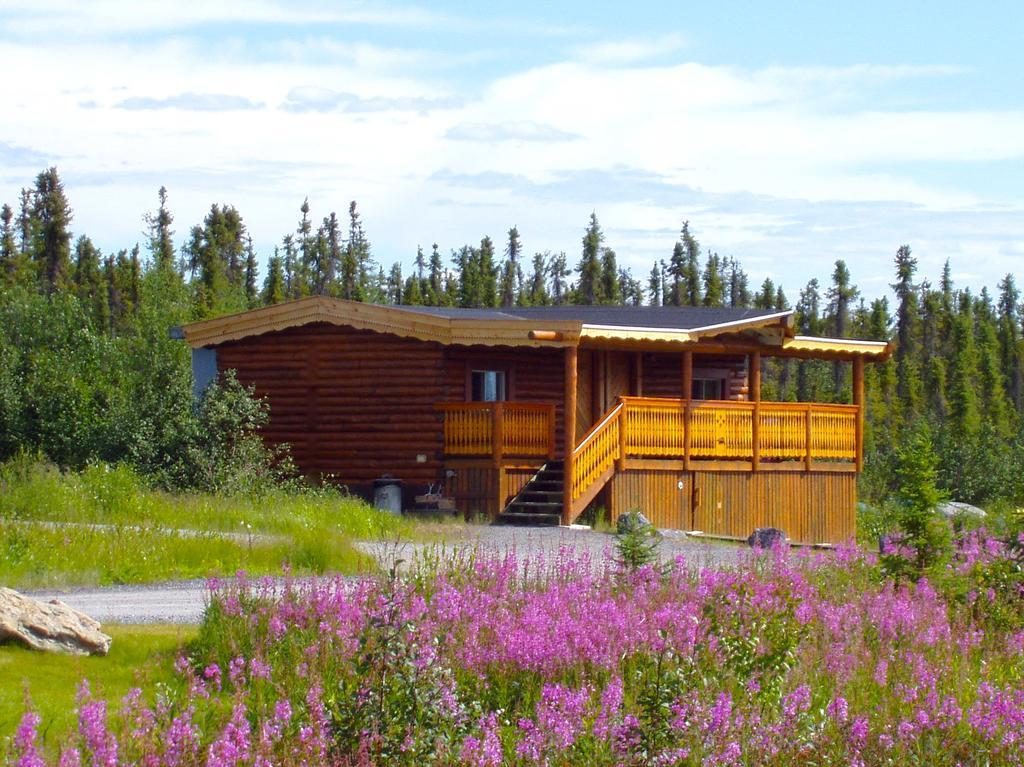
[568,401,625,518]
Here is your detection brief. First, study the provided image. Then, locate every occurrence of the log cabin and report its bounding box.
[175,296,892,544]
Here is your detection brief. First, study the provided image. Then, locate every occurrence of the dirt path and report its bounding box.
[26,527,742,625]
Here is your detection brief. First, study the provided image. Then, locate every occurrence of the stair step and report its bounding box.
[495,512,562,526]
[506,502,563,511]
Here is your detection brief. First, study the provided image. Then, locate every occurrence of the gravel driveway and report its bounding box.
[26,526,741,625]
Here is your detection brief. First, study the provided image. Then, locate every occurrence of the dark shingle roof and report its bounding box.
[396,304,786,330]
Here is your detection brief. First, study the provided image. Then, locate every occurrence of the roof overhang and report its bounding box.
[178,296,581,349]
[176,297,892,361]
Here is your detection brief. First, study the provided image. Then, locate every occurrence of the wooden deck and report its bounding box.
[438,395,861,536]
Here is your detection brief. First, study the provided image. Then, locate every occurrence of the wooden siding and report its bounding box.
[609,467,689,530]
[642,353,748,400]
[693,471,856,544]
[449,465,499,520]
[217,322,448,489]
[608,465,855,544]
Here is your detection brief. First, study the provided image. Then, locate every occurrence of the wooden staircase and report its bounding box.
[495,460,564,526]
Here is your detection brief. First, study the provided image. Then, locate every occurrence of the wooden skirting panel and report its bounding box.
[609,469,690,530]
[447,460,544,520]
[609,467,856,545]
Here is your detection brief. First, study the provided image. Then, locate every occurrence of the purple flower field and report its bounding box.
[7,533,1024,766]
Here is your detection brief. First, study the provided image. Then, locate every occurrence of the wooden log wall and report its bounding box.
[608,464,856,545]
[217,325,565,508]
[642,353,749,400]
[217,323,449,492]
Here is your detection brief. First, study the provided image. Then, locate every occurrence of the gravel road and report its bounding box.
[26,526,741,625]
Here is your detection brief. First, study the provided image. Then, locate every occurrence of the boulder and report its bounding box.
[616,511,652,535]
[747,527,787,550]
[0,587,111,656]
[935,501,986,520]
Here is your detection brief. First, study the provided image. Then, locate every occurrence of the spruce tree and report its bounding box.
[996,274,1022,409]
[827,260,859,398]
[318,212,342,296]
[526,252,550,306]
[280,234,299,299]
[701,252,724,307]
[244,236,259,307]
[145,186,175,271]
[0,204,15,284]
[667,239,685,306]
[977,312,1013,436]
[755,278,776,310]
[499,226,522,308]
[346,201,374,301]
[297,198,314,296]
[31,167,73,292]
[263,250,285,305]
[726,258,751,308]
[455,245,478,308]
[575,213,603,304]
[681,222,701,306]
[427,243,444,306]
[387,262,403,305]
[891,245,922,415]
[549,251,571,305]
[647,262,662,306]
[620,268,643,306]
[72,235,108,329]
[948,303,981,438]
[477,236,498,307]
[600,247,622,305]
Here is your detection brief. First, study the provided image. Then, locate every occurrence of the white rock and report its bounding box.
[0,587,111,656]
[935,501,986,520]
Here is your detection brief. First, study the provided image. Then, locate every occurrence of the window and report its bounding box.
[470,370,507,402]
[692,378,724,400]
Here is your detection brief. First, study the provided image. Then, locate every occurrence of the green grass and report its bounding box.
[0,457,464,588]
[0,624,195,741]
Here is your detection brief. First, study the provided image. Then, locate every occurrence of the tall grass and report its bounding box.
[0,456,426,588]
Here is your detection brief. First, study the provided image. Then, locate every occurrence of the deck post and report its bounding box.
[750,352,761,472]
[563,346,578,525]
[492,402,504,466]
[853,356,865,473]
[682,351,693,470]
[804,403,813,472]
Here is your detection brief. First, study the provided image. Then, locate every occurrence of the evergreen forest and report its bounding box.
[2,167,1023,507]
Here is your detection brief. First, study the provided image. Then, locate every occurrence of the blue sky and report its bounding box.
[1,0,1022,297]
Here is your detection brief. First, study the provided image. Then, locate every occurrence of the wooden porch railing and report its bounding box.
[437,402,556,460]
[568,397,859,519]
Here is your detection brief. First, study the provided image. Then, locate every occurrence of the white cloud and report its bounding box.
[570,33,688,64]
[0,14,1020,294]
[445,122,580,142]
[115,93,264,111]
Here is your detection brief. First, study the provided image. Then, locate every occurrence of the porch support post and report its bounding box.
[563,345,578,525]
[751,352,761,471]
[492,402,504,466]
[682,350,693,470]
[853,356,865,473]
[682,350,693,400]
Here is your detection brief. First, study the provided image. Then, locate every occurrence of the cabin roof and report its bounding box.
[395,304,778,328]
[175,296,892,360]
